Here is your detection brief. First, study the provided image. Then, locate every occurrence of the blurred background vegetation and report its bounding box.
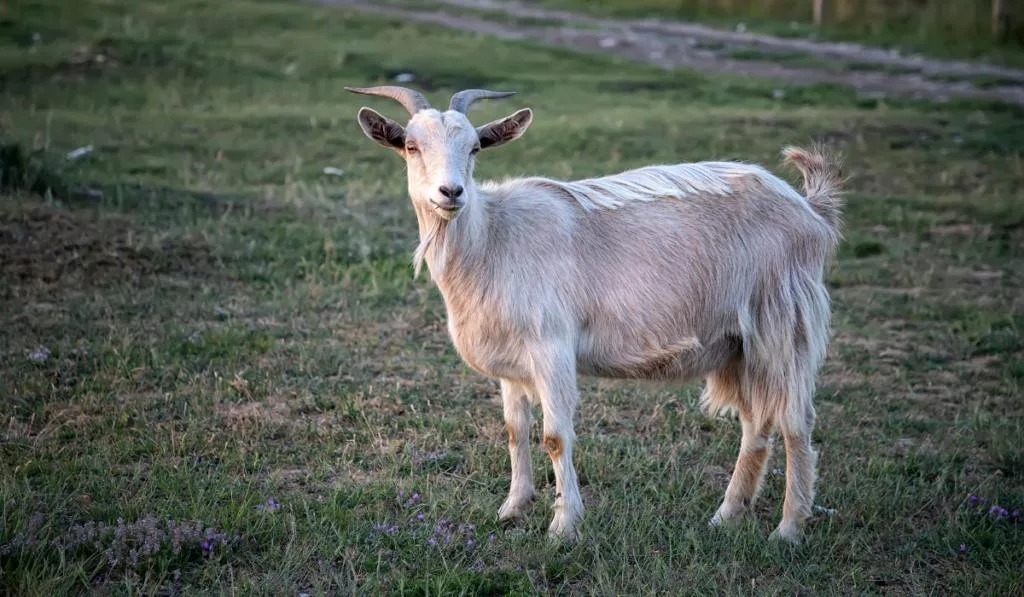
[546,0,1024,61]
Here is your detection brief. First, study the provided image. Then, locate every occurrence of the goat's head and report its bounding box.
[346,85,532,220]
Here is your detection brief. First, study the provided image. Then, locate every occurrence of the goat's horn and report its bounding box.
[448,89,516,114]
[344,85,433,116]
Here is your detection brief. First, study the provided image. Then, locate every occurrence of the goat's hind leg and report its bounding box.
[498,379,536,523]
[706,367,775,527]
[771,396,817,544]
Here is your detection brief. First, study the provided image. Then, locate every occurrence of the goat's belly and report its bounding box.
[448,321,533,382]
[457,348,531,382]
[577,335,740,382]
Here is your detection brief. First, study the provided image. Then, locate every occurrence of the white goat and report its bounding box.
[346,85,844,544]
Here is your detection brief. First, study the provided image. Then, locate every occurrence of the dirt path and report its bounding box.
[316,0,1024,106]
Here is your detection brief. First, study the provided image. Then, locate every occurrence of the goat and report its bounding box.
[346,85,844,544]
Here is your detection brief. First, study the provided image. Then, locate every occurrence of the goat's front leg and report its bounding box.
[498,379,536,522]
[533,349,583,541]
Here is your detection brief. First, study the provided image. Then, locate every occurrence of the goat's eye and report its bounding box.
[405,143,418,153]
[470,145,480,155]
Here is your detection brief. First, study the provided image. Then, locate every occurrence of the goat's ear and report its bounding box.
[357,107,406,150]
[476,108,533,149]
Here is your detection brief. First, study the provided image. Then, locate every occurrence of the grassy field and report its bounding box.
[2,0,1023,594]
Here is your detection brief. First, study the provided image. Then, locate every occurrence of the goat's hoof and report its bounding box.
[497,505,524,523]
[545,523,581,544]
[709,504,747,528]
[546,510,582,544]
[768,525,802,545]
[497,492,535,523]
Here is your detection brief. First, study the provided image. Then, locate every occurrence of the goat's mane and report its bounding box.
[486,162,795,210]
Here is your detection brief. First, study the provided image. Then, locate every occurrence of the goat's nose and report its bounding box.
[439,185,464,199]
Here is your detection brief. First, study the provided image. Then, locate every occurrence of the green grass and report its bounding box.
[2,0,1023,594]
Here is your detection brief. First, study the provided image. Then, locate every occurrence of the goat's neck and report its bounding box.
[414,183,488,283]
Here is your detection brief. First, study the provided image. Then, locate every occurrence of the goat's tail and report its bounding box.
[782,145,845,235]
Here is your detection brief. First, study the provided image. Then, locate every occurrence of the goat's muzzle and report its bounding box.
[430,197,464,214]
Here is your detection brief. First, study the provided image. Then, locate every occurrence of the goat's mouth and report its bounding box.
[429,199,462,215]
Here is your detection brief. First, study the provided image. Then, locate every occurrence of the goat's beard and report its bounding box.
[413,214,449,280]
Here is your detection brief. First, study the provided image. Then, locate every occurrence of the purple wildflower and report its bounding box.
[471,559,485,572]
[434,520,450,535]
[959,544,967,555]
[466,538,475,548]
[371,522,399,537]
[988,505,1009,519]
[256,498,282,513]
[201,540,213,557]
[416,513,425,522]
[968,495,981,507]
[1011,510,1021,522]
[488,533,496,543]
[428,537,437,546]
[28,347,50,363]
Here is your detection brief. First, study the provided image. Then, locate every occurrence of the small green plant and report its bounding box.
[0,143,67,198]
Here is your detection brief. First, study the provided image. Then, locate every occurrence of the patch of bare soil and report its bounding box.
[318,0,1024,106]
[0,202,217,292]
